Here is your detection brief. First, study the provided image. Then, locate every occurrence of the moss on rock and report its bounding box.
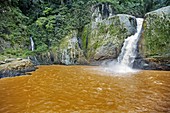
[140,6,170,58]
[58,30,88,65]
[81,14,136,61]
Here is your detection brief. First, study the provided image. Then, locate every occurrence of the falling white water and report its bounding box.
[30,36,34,51]
[99,18,144,74]
[118,18,144,67]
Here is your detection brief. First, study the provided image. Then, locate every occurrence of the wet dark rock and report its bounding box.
[90,59,113,66]
[0,59,36,78]
[133,57,170,71]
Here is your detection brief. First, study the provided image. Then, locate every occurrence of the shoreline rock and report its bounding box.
[0,59,37,78]
[133,56,170,71]
[0,57,169,79]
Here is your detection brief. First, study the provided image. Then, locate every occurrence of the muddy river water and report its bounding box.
[0,65,170,113]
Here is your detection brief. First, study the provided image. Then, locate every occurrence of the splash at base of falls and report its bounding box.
[100,60,139,74]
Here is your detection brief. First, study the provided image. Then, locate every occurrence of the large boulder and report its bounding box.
[137,6,170,70]
[81,14,137,62]
[0,59,36,78]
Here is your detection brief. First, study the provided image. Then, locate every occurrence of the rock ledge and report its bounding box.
[0,59,36,78]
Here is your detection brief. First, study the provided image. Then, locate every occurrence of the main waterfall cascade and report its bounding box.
[118,18,144,67]
[30,36,35,51]
[102,18,144,73]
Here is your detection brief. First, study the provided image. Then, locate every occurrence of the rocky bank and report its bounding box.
[0,58,36,78]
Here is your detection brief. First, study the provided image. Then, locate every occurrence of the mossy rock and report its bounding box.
[59,30,86,65]
[139,6,170,59]
[81,14,137,61]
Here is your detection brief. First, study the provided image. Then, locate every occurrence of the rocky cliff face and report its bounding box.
[82,14,136,63]
[137,6,170,70]
[91,2,115,22]
[58,30,88,65]
[140,6,170,57]
[54,13,137,65]
[39,2,135,65]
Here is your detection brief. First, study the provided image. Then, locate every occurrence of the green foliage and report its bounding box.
[36,17,48,28]
[81,24,91,52]
[0,0,169,59]
[36,43,48,53]
[43,7,53,15]
[0,3,30,58]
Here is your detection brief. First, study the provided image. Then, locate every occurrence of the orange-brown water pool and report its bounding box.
[0,65,170,112]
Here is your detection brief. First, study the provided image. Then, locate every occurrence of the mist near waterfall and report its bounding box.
[100,60,139,74]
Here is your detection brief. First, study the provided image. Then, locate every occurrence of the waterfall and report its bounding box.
[30,36,34,51]
[101,18,143,73]
[117,18,144,67]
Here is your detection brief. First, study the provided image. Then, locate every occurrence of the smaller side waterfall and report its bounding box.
[117,18,144,67]
[30,36,34,51]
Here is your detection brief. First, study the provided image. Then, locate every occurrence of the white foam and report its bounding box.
[101,60,139,74]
